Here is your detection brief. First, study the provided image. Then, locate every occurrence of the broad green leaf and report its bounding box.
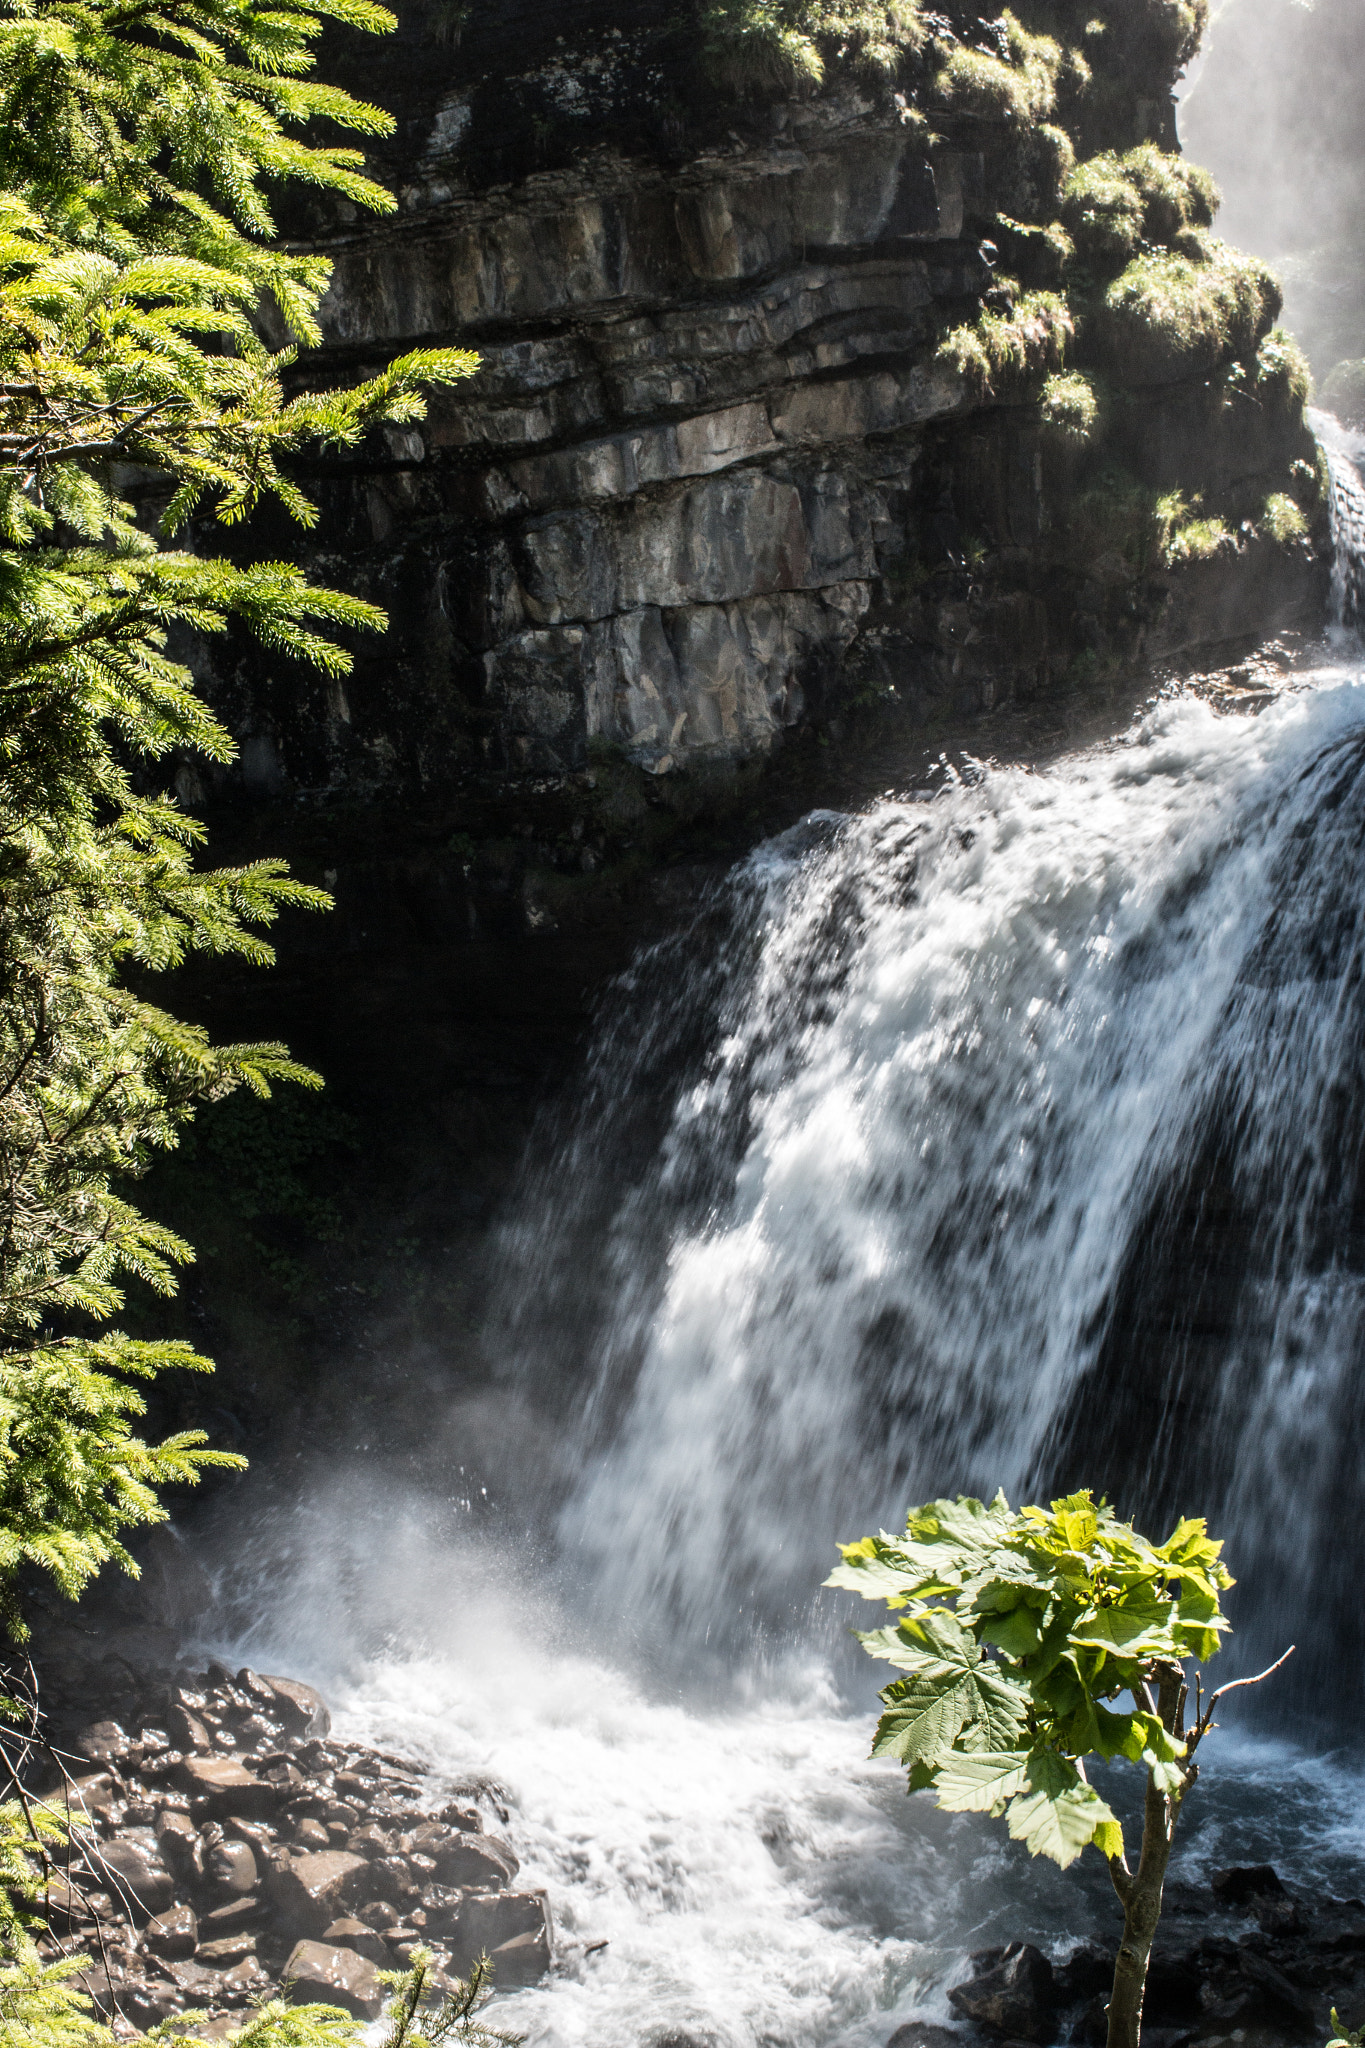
[1070,1591,1178,1657]
[872,1674,975,1765]
[1093,1817,1126,1861]
[971,1664,1032,1749]
[1142,1749,1188,1795]
[907,1493,1014,1560]
[1006,1753,1118,1869]
[934,1749,1032,1815]
[980,1603,1043,1660]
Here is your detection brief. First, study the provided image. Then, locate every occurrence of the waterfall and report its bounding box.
[487,453,1365,1700]
[1320,409,1365,634]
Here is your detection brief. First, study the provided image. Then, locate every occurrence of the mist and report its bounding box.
[1180,0,1365,376]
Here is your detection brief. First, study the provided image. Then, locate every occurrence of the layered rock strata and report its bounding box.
[190,0,1327,804]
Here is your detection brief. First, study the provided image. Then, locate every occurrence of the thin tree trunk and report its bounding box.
[1106,1770,1177,2048]
[1106,1667,1187,2048]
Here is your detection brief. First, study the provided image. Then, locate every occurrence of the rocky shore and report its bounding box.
[26,1614,1365,2046]
[919,1866,1365,2048]
[31,1644,551,2035]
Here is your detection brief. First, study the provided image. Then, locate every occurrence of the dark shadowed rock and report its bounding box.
[282,1940,382,2018]
[1142,1948,1204,2025]
[948,1943,1056,2041]
[1053,1944,1112,2005]
[261,1676,331,1737]
[143,1904,198,1959]
[1213,1866,1288,1907]
[887,2024,964,2048]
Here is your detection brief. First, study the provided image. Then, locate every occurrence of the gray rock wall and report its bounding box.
[194,1,1327,803]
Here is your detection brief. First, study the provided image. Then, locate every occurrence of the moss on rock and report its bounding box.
[1097,245,1281,385]
[699,0,922,88]
[938,290,1072,397]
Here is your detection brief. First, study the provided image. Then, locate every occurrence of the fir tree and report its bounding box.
[0,0,477,1624]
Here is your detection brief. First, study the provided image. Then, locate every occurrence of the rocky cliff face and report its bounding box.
[190,0,1327,804]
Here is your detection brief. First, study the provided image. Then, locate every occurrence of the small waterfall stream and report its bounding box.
[221,427,1365,2048]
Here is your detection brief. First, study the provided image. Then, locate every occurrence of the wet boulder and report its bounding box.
[268,1850,370,1936]
[886,2026,964,2048]
[206,1840,258,1898]
[322,1917,392,1966]
[349,1853,423,1908]
[433,1833,519,1889]
[947,1942,1056,2041]
[170,1704,213,1754]
[99,1834,176,1919]
[282,1940,382,2018]
[155,1813,205,1886]
[197,1931,257,1964]
[143,1904,198,1959]
[261,1677,331,1738]
[199,1895,264,1935]
[453,1891,552,1984]
[437,1805,483,1834]
[75,1721,135,1766]
[180,1756,278,1819]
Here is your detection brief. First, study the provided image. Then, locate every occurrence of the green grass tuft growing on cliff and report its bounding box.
[700,0,922,87]
[1040,369,1100,440]
[1062,145,1218,270]
[1254,329,1312,410]
[1261,493,1309,545]
[932,12,1062,123]
[1104,246,1281,371]
[1155,491,1235,564]
[938,290,1071,396]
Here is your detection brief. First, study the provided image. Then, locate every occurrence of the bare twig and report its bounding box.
[1190,1646,1295,1749]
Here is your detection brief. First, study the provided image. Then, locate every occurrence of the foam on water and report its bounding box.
[216,1497,1365,2048]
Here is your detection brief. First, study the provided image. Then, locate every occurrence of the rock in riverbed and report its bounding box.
[932,1865,1365,2048]
[28,1650,553,2033]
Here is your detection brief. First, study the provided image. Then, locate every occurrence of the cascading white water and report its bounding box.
[216,432,1365,2048]
[539,676,1365,1683]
